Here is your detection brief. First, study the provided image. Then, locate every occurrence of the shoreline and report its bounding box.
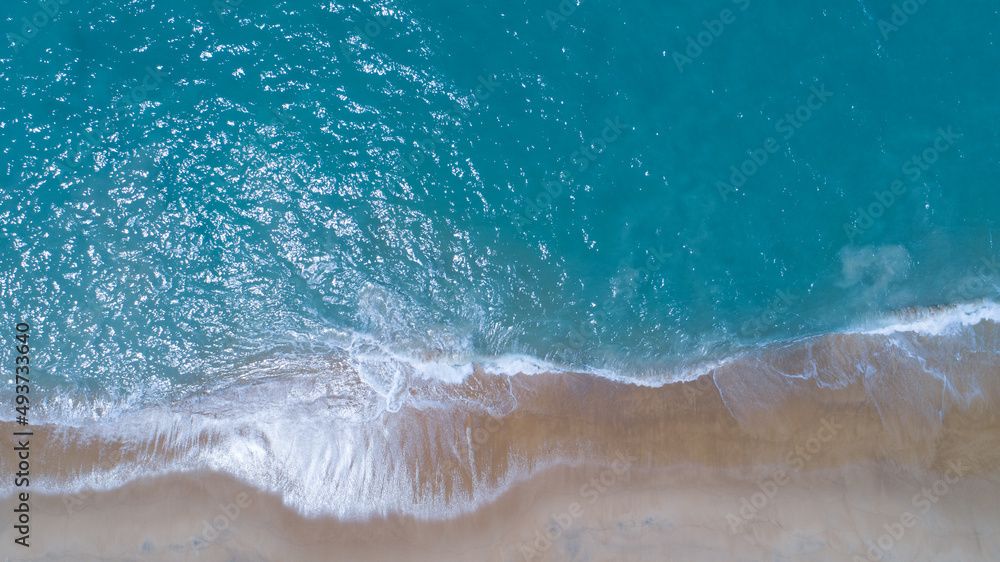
[2,316,999,560]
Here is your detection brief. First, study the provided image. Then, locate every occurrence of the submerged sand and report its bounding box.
[2,322,999,561]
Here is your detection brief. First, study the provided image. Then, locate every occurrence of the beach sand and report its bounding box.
[2,326,999,561]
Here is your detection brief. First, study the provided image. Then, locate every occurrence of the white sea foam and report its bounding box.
[3,303,998,521]
[859,300,1000,336]
[5,298,997,433]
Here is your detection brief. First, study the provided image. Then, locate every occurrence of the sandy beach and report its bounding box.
[2,324,999,561]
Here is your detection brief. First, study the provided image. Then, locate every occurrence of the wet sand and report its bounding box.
[2,326,1000,561]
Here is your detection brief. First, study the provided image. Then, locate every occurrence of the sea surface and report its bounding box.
[1,0,999,518]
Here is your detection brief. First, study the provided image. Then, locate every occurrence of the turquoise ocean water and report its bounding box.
[1,0,999,506]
